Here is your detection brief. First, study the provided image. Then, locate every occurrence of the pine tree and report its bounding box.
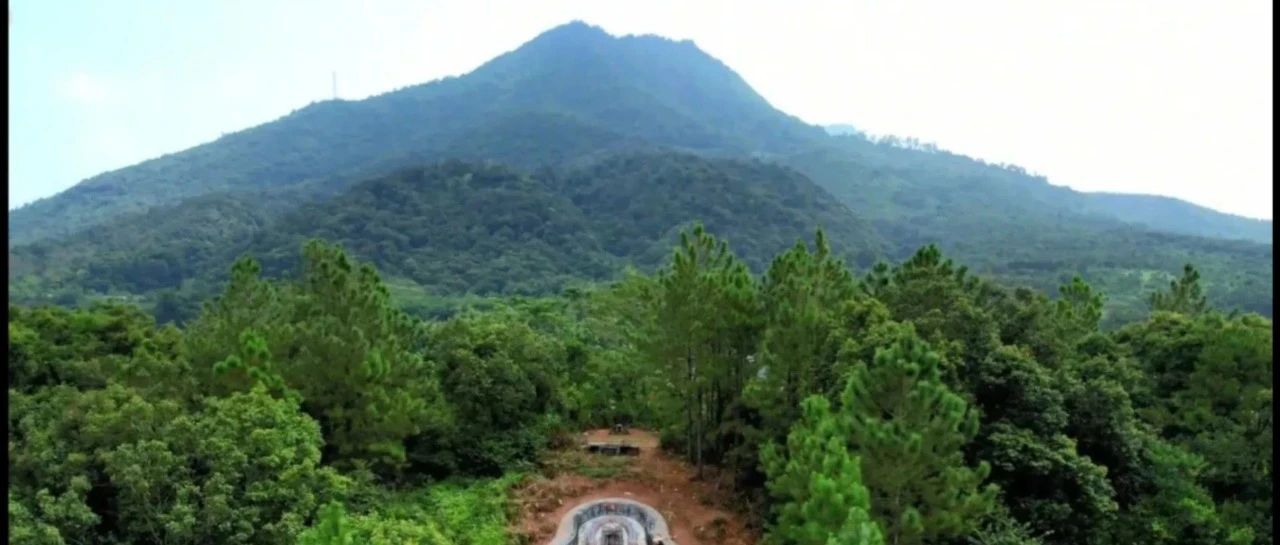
[761,395,884,545]
[1148,264,1209,315]
[754,230,858,433]
[651,223,759,474]
[296,502,354,545]
[185,241,449,473]
[1054,276,1104,342]
[837,326,997,545]
[211,329,295,401]
[863,245,999,372]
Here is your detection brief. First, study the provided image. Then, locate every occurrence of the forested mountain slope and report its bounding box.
[9,193,277,298]
[252,153,874,292]
[783,135,1272,323]
[12,153,877,308]
[813,127,1272,245]
[9,21,818,245]
[1080,192,1271,243]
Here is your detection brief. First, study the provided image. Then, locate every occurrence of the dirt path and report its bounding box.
[511,429,758,545]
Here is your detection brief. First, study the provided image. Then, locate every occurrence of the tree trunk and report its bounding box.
[686,344,695,464]
[696,383,704,478]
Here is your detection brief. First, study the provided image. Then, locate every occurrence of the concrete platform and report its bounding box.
[585,442,641,456]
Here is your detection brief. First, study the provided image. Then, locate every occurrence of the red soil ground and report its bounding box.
[511,428,758,545]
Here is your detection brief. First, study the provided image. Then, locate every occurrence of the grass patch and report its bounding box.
[299,473,525,545]
[539,448,636,480]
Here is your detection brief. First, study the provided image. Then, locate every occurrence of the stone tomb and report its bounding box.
[550,498,675,545]
[584,442,641,456]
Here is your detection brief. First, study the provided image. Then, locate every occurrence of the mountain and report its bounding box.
[782,136,1271,322]
[1079,192,1271,243]
[9,192,276,296]
[12,21,1262,248]
[8,21,1272,325]
[811,126,1270,244]
[823,124,862,136]
[9,21,820,245]
[12,152,878,304]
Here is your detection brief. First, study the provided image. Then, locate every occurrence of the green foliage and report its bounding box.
[967,346,1118,543]
[8,303,178,392]
[837,326,998,545]
[185,242,449,473]
[559,154,880,271]
[1103,439,1253,545]
[1148,264,1209,315]
[9,384,346,545]
[752,230,860,430]
[415,310,564,475]
[1115,311,1273,543]
[735,230,864,490]
[648,223,762,473]
[789,136,1271,324]
[863,245,1001,370]
[296,475,521,545]
[1054,275,1105,341]
[109,388,347,544]
[7,220,1272,545]
[9,193,276,301]
[760,396,884,545]
[9,491,69,545]
[568,272,666,428]
[296,503,357,545]
[1076,192,1271,244]
[965,508,1046,545]
[13,151,879,311]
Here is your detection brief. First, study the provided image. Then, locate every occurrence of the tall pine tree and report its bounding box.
[1148,264,1209,316]
[753,229,858,435]
[761,395,884,545]
[837,325,996,545]
[651,224,759,475]
[185,241,449,473]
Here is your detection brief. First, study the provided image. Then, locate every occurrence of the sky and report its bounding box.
[9,0,1274,219]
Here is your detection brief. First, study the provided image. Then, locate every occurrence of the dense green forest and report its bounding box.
[9,151,1270,329]
[9,153,877,318]
[784,137,1273,324]
[10,226,1271,545]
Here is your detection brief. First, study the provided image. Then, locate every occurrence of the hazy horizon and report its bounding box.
[9,0,1273,220]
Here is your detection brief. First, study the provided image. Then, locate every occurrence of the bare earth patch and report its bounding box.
[511,428,758,545]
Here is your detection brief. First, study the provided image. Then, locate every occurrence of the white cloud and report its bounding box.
[86,127,141,164]
[57,72,111,105]
[216,70,254,100]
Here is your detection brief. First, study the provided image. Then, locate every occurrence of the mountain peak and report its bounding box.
[526,20,613,46]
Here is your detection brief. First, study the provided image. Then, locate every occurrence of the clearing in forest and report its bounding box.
[510,428,758,545]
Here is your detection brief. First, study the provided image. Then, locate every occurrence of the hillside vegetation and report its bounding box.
[14,145,1267,327]
[9,228,1271,545]
[8,21,1275,544]
[11,153,879,316]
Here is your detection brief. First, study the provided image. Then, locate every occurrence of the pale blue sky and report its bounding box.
[9,0,1274,219]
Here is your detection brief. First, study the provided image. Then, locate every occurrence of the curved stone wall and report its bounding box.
[576,515,646,545]
[550,498,675,545]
